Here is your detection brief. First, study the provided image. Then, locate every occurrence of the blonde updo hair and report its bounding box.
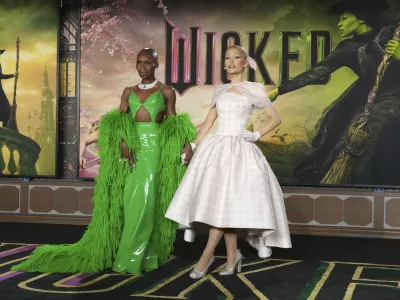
[226,45,248,59]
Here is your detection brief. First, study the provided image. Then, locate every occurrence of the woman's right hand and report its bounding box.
[121,140,136,170]
[268,88,279,102]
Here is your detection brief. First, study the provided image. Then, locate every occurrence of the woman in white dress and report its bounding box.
[165,45,292,279]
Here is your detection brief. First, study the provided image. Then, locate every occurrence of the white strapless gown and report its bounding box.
[165,91,292,256]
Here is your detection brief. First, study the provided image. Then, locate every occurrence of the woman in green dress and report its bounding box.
[113,48,194,274]
[12,48,196,275]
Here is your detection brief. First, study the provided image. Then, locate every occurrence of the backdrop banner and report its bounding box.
[79,0,400,187]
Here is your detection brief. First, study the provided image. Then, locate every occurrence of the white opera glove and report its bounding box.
[239,130,261,142]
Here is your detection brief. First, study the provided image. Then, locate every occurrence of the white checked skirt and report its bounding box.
[165,133,292,251]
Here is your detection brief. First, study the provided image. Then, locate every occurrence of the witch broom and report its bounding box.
[320,24,400,184]
[6,37,20,132]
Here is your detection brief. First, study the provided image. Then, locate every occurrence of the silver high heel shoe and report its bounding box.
[189,256,215,279]
[219,250,243,276]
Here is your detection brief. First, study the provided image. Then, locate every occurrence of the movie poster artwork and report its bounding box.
[0,0,59,177]
[79,0,400,187]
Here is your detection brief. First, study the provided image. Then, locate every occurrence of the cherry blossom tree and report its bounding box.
[80,0,169,71]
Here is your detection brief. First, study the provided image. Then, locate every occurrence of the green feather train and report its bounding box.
[152,113,197,264]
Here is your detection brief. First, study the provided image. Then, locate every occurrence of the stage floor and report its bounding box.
[1,223,400,299]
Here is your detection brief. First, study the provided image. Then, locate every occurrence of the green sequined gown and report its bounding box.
[112,87,167,274]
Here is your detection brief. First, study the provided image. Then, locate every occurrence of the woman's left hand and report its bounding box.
[385,40,400,60]
[239,130,261,142]
[181,143,194,165]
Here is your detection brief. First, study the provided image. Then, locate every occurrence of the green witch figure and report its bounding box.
[0,49,17,127]
[269,0,400,186]
[12,48,196,275]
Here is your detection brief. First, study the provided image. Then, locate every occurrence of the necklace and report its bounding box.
[138,79,158,90]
